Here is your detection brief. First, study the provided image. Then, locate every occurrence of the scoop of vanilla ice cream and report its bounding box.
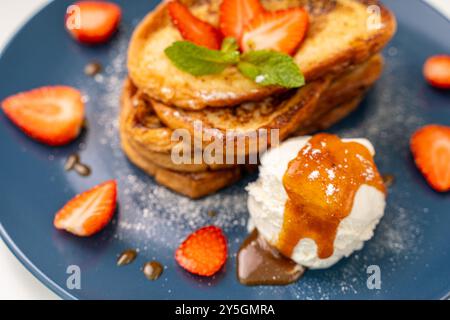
[246,136,386,269]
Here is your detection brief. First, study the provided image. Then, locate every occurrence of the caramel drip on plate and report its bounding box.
[237,230,306,286]
[278,134,386,259]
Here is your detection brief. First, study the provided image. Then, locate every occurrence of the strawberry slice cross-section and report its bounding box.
[54,180,118,237]
[1,86,85,146]
[411,125,450,192]
[219,0,265,41]
[168,0,222,50]
[240,8,309,55]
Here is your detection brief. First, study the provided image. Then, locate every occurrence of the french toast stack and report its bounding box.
[120,0,396,198]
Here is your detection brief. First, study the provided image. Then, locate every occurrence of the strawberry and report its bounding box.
[240,8,309,55]
[423,55,450,89]
[1,86,84,146]
[168,0,222,50]
[219,0,264,41]
[175,226,227,277]
[65,1,121,44]
[54,181,117,237]
[411,125,450,192]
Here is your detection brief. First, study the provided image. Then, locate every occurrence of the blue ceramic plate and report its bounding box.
[0,0,449,300]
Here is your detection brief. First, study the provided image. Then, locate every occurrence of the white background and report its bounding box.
[0,0,449,300]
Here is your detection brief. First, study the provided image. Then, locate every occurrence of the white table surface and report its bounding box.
[0,0,449,301]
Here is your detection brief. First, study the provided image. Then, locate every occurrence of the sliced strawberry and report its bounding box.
[1,86,84,146]
[241,8,309,55]
[411,125,450,192]
[168,0,222,50]
[219,0,264,41]
[54,181,117,237]
[423,55,450,90]
[65,1,121,44]
[175,226,227,277]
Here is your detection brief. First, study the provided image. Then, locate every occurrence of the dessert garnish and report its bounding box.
[382,174,396,188]
[411,125,450,192]
[54,180,117,237]
[207,210,217,218]
[237,230,305,286]
[84,61,103,77]
[240,7,309,55]
[423,55,450,89]
[65,153,92,177]
[167,0,223,50]
[143,261,164,281]
[279,134,386,259]
[65,154,81,171]
[1,86,85,146]
[65,1,122,45]
[175,226,227,277]
[219,0,264,41]
[73,162,92,177]
[117,249,138,267]
[164,0,307,88]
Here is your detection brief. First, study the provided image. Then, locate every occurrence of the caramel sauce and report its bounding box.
[143,261,164,281]
[64,153,92,177]
[237,230,306,286]
[278,134,386,259]
[117,249,138,267]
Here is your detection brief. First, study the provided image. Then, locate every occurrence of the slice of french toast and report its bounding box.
[121,78,237,172]
[120,80,369,198]
[128,0,395,110]
[151,55,383,156]
[122,135,243,199]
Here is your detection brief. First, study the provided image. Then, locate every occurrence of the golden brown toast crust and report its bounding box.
[128,0,396,110]
[121,135,242,199]
[151,55,383,153]
[121,78,237,172]
[152,78,329,155]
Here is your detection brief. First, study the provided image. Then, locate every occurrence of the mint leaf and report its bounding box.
[165,41,240,76]
[221,37,239,53]
[164,42,305,89]
[238,50,305,88]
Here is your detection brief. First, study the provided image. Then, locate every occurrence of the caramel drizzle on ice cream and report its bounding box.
[278,134,386,259]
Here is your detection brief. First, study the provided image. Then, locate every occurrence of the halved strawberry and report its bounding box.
[1,86,84,146]
[423,55,450,90]
[65,1,121,44]
[54,181,117,237]
[175,226,227,277]
[411,125,450,192]
[240,8,309,55]
[168,0,222,50]
[219,0,264,41]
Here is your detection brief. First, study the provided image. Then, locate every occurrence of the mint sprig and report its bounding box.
[164,38,305,89]
[164,40,240,76]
